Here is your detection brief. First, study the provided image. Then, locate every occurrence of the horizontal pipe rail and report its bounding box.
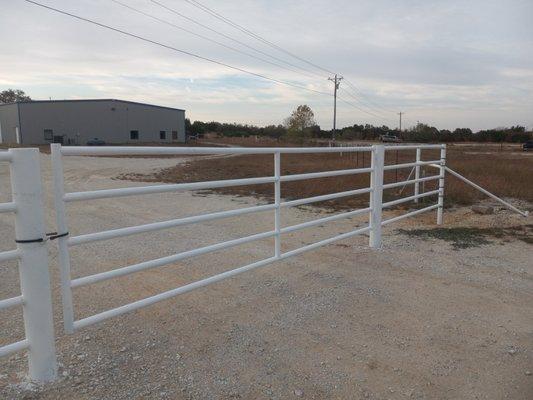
[71,230,277,288]
[280,187,372,208]
[73,256,279,330]
[383,160,441,171]
[0,295,24,310]
[383,174,440,190]
[0,249,21,263]
[61,146,373,156]
[69,204,276,246]
[65,176,276,202]
[281,207,371,234]
[0,202,17,213]
[73,225,371,331]
[381,204,439,226]
[280,167,372,182]
[0,151,13,161]
[0,339,29,358]
[382,190,440,208]
[383,144,445,151]
[281,225,371,258]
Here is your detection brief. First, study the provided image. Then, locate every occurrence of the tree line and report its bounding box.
[2,90,530,143]
[187,104,532,143]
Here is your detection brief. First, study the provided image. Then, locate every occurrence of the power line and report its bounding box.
[343,79,397,114]
[338,86,393,120]
[23,0,399,130]
[110,0,321,80]
[150,0,325,79]
[180,0,337,76]
[24,0,333,98]
[337,96,396,124]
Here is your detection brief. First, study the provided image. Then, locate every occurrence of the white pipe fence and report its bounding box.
[1,143,450,382]
[2,142,530,383]
[50,143,445,336]
[0,149,57,383]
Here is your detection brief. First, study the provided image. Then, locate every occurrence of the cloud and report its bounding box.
[1,0,532,130]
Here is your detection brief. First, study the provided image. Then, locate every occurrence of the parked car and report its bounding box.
[86,138,106,146]
[380,134,401,143]
[523,140,533,151]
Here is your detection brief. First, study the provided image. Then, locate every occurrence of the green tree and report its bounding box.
[284,105,316,137]
[0,89,31,103]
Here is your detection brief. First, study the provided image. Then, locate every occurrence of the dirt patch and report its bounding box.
[118,143,533,211]
[398,224,533,249]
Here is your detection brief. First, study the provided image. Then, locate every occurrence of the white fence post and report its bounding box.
[9,148,57,382]
[437,145,446,225]
[414,148,421,203]
[274,152,281,258]
[51,144,75,334]
[369,145,384,248]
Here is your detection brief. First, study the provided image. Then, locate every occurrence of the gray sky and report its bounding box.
[1,0,532,130]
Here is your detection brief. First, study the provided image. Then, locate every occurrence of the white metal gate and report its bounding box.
[2,142,530,383]
[49,144,445,336]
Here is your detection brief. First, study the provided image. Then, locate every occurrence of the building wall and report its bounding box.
[0,103,20,144]
[13,100,185,145]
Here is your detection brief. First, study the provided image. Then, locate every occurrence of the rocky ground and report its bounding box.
[0,153,531,399]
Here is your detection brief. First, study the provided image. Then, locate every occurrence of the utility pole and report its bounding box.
[398,112,404,132]
[328,74,343,140]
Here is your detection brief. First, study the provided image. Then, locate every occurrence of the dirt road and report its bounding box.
[0,154,531,399]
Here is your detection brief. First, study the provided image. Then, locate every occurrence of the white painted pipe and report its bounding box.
[73,224,372,331]
[382,174,440,190]
[10,148,57,382]
[414,148,421,203]
[71,230,277,288]
[0,151,13,161]
[383,144,445,151]
[369,145,384,248]
[437,147,447,225]
[51,144,75,334]
[69,203,277,246]
[0,202,17,213]
[382,190,440,208]
[0,249,21,263]
[281,207,371,234]
[280,187,372,208]
[274,152,281,258]
[73,256,280,330]
[381,204,439,226]
[65,176,277,202]
[281,225,371,258]
[280,167,373,182]
[438,165,529,217]
[0,295,24,310]
[383,160,440,171]
[0,339,29,358]
[61,146,373,156]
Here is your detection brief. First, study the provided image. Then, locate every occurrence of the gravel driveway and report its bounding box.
[0,153,532,399]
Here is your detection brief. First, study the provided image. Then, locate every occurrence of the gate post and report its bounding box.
[9,148,57,382]
[414,148,421,203]
[369,145,384,248]
[437,145,446,225]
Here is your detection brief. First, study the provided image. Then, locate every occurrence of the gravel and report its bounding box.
[0,153,532,399]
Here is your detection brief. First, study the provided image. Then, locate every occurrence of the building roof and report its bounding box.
[0,99,185,112]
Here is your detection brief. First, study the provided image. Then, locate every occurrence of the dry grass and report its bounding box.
[120,141,533,210]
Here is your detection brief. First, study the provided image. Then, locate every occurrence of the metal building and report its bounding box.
[0,99,186,145]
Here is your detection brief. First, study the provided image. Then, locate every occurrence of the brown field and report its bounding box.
[122,139,533,210]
